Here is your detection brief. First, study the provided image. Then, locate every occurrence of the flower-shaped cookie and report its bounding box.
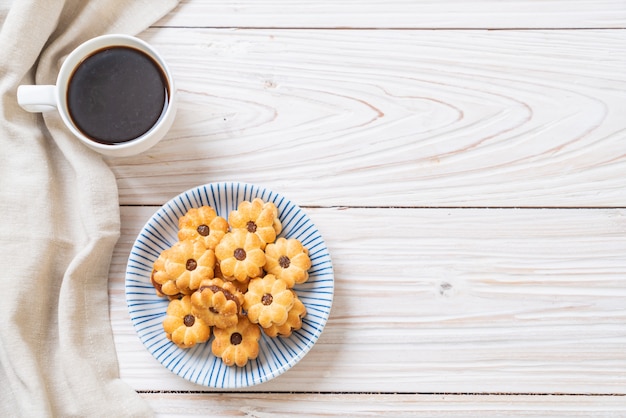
[151,248,182,297]
[152,240,216,295]
[212,315,261,367]
[262,296,307,338]
[228,198,282,249]
[163,295,211,348]
[215,229,265,282]
[191,278,244,329]
[264,237,312,288]
[178,206,229,250]
[244,274,295,328]
[151,259,183,299]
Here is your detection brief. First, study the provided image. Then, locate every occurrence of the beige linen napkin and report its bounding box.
[0,0,178,416]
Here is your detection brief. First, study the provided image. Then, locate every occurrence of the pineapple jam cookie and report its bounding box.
[244,274,295,328]
[150,256,183,299]
[191,278,244,329]
[264,237,312,288]
[262,296,307,338]
[215,229,265,282]
[163,295,211,349]
[228,198,282,249]
[212,315,261,367]
[178,206,228,250]
[152,239,216,296]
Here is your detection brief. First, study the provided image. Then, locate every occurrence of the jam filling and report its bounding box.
[197,224,210,236]
[261,293,273,306]
[230,332,243,345]
[278,255,291,269]
[246,221,257,233]
[234,248,246,261]
[183,314,195,327]
[186,259,197,271]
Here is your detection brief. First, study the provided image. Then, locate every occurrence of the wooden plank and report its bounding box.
[110,206,626,393]
[108,28,626,208]
[154,0,626,29]
[141,393,626,417]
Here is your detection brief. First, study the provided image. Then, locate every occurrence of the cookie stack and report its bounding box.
[150,198,311,367]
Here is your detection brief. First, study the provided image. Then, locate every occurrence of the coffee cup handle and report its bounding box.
[17,85,58,113]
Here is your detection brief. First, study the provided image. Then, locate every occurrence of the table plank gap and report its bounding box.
[112,206,626,393]
[152,0,626,29]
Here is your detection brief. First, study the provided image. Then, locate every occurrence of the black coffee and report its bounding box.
[67,46,168,144]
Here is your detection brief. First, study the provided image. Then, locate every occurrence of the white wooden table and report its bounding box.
[107,1,626,415]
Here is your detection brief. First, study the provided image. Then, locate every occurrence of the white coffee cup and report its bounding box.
[17,34,177,157]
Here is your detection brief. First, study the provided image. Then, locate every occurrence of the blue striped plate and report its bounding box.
[125,182,334,388]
